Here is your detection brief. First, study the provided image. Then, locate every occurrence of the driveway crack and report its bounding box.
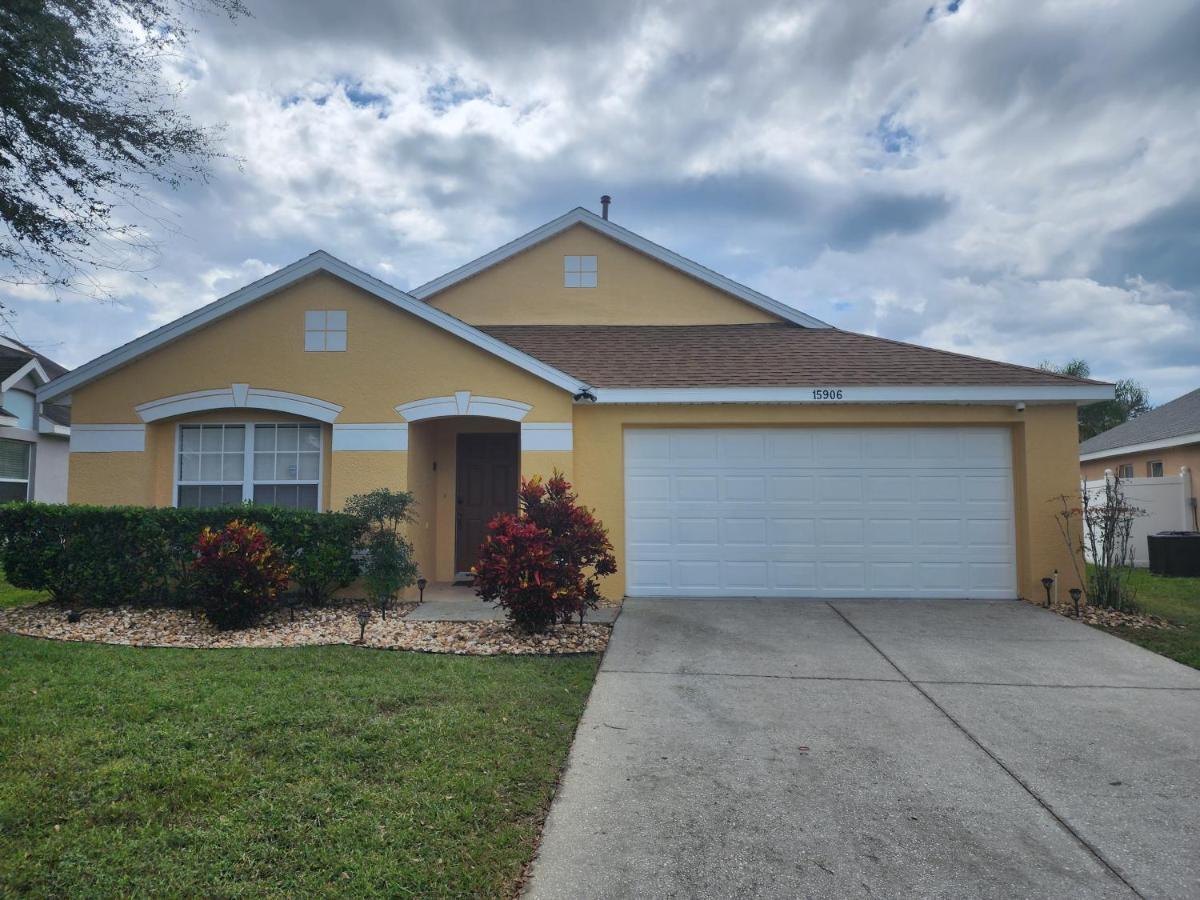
[826,601,1145,899]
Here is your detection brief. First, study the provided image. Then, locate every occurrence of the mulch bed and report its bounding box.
[0,601,610,655]
[1028,599,1179,631]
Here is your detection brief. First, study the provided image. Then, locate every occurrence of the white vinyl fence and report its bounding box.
[1081,467,1196,567]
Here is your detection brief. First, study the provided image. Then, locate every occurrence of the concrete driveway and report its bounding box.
[525,599,1200,899]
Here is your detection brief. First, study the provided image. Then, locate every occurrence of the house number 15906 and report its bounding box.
[811,389,844,400]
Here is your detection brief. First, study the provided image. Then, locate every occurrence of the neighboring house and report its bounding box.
[1079,387,1200,538]
[1080,388,1200,485]
[0,335,71,502]
[38,205,1111,601]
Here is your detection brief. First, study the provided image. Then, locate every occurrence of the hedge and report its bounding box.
[0,502,363,607]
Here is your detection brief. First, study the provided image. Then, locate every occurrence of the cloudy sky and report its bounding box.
[4,0,1199,402]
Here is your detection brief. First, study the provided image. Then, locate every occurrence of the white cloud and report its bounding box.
[1,0,1197,404]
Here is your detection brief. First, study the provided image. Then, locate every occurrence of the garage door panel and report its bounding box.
[626,427,1017,599]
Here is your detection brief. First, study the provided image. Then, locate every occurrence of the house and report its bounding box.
[1079,387,1200,542]
[37,204,1111,601]
[0,336,70,503]
[1080,388,1200,485]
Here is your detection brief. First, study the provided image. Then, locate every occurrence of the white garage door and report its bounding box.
[625,427,1017,599]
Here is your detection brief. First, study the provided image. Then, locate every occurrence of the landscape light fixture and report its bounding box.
[66,610,82,624]
[1069,588,1083,618]
[1041,576,1054,607]
[417,577,427,602]
[357,608,370,643]
[379,595,389,620]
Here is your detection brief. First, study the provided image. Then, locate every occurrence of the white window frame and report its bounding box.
[174,422,324,511]
[563,255,597,288]
[1147,459,1164,478]
[304,310,348,352]
[0,437,31,501]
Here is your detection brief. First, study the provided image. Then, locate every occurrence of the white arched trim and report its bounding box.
[135,384,343,423]
[395,392,532,423]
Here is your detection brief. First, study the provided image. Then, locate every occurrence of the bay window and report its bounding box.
[177,423,321,510]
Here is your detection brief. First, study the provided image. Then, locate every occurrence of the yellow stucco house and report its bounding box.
[39,206,1111,601]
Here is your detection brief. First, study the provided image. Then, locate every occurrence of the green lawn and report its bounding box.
[0,634,598,897]
[1092,566,1200,670]
[0,577,46,608]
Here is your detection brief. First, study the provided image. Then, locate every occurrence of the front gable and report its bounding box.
[414,209,829,328]
[420,223,783,326]
[69,271,574,425]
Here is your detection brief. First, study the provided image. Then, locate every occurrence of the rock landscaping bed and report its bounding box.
[1029,599,1180,631]
[0,601,610,655]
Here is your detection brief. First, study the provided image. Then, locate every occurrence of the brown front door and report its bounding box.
[455,433,519,574]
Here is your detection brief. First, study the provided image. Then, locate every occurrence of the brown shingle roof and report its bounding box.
[479,324,1105,389]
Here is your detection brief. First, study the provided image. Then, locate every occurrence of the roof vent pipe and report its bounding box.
[600,195,611,220]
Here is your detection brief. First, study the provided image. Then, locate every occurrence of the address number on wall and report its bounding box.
[811,388,845,400]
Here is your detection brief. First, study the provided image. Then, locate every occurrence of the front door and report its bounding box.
[455,433,519,574]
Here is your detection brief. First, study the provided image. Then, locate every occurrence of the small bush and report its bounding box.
[192,520,292,629]
[0,502,361,607]
[474,472,616,633]
[344,489,419,610]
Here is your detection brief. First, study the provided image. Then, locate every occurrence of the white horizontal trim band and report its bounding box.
[71,424,146,453]
[332,424,409,452]
[588,385,1115,405]
[1080,431,1200,461]
[520,422,573,451]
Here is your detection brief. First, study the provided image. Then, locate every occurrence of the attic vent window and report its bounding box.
[304,310,347,351]
[564,255,597,288]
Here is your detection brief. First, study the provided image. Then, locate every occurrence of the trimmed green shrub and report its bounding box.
[192,520,292,629]
[0,502,362,607]
[344,489,419,612]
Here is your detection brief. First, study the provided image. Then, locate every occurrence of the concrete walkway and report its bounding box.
[525,599,1200,899]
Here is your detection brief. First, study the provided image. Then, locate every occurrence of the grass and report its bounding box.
[0,633,599,897]
[1090,565,1200,670]
[0,578,46,609]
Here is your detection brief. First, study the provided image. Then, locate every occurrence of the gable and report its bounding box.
[69,272,574,425]
[420,223,787,326]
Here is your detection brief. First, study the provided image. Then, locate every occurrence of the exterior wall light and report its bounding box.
[572,387,597,403]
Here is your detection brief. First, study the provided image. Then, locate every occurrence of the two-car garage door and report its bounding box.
[625,427,1017,599]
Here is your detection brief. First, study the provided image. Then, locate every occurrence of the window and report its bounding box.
[304,310,347,351]
[177,423,321,510]
[1147,460,1164,478]
[0,438,31,502]
[564,255,597,288]
[1116,463,1134,479]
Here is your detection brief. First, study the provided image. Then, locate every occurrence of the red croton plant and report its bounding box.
[473,472,617,632]
[192,520,293,630]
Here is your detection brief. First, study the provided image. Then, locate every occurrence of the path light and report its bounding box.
[1041,577,1054,607]
[357,608,370,643]
[417,577,427,603]
[66,610,82,624]
[1069,588,1083,618]
[285,593,300,623]
[379,595,389,620]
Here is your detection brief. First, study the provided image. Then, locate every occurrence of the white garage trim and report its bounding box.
[592,385,1113,405]
[624,427,1017,600]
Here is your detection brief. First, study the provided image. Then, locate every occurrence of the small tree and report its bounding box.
[1054,473,1143,612]
[345,489,419,613]
[192,520,292,630]
[474,472,617,632]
